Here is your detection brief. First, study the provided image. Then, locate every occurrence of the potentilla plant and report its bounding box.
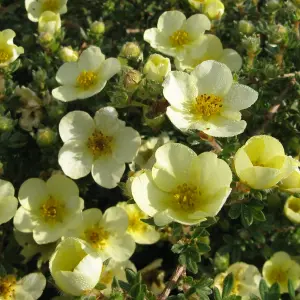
[0,0,300,299]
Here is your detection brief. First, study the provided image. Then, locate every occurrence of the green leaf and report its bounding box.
[259,279,269,300]
[228,204,242,219]
[222,273,234,298]
[267,282,280,300]
[197,242,211,253]
[171,243,186,254]
[251,209,266,222]
[213,287,222,300]
[288,279,296,299]
[111,276,121,290]
[94,282,107,290]
[241,204,253,227]
[191,227,205,238]
[249,294,260,300]
[125,268,136,285]
[0,264,7,277]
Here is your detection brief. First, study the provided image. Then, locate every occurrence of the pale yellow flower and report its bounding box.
[38,11,61,35]
[59,46,78,62]
[203,0,225,20]
[0,180,18,225]
[263,251,300,293]
[234,135,294,190]
[0,30,24,68]
[144,11,211,60]
[188,0,206,10]
[50,237,103,296]
[13,174,84,244]
[0,273,46,300]
[284,196,300,224]
[143,54,171,82]
[65,207,135,262]
[214,262,261,298]
[279,167,300,193]
[131,143,232,225]
[117,202,160,244]
[25,0,68,22]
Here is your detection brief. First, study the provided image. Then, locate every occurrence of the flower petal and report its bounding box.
[55,62,79,85]
[13,207,34,233]
[25,0,42,22]
[0,179,14,197]
[33,223,64,244]
[102,206,128,235]
[182,14,211,40]
[94,106,121,135]
[106,234,135,262]
[91,157,125,189]
[52,86,78,102]
[166,107,194,132]
[58,141,93,179]
[191,60,233,97]
[223,83,258,111]
[78,46,105,71]
[98,58,121,81]
[219,48,242,72]
[157,11,186,35]
[0,196,18,225]
[163,71,197,110]
[59,111,95,143]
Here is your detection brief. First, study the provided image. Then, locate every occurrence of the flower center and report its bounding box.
[0,50,10,63]
[0,275,16,300]
[172,183,200,212]
[40,197,64,224]
[87,130,113,157]
[84,227,110,250]
[192,94,223,117]
[288,199,300,213]
[269,269,287,284]
[128,211,148,233]
[169,30,190,47]
[76,71,98,90]
[42,0,60,12]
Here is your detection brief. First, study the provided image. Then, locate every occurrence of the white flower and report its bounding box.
[144,11,211,60]
[214,262,261,298]
[25,0,68,22]
[38,11,61,35]
[143,54,171,82]
[58,107,141,188]
[49,237,103,296]
[0,29,24,68]
[131,143,232,225]
[59,46,78,62]
[163,60,258,137]
[99,259,136,295]
[13,174,84,244]
[117,202,160,244]
[65,207,136,262]
[175,35,242,72]
[0,273,46,300]
[0,179,18,225]
[52,46,121,102]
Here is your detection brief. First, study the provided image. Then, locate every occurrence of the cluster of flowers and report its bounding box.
[0,0,300,299]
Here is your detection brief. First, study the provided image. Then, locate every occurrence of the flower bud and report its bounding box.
[123,69,141,92]
[268,24,288,45]
[38,32,54,46]
[203,0,225,20]
[59,47,79,62]
[90,21,105,34]
[143,54,171,83]
[36,128,57,147]
[238,20,255,35]
[38,11,61,35]
[214,252,230,272]
[284,196,300,223]
[120,42,142,60]
[241,35,261,54]
[266,0,281,12]
[0,116,14,132]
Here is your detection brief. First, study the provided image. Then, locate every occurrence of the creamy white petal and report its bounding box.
[18,178,48,210]
[98,58,121,81]
[219,48,243,72]
[0,179,14,197]
[223,83,258,111]
[113,127,141,163]
[153,210,173,226]
[157,11,186,35]
[166,107,194,132]
[0,196,18,225]
[59,110,95,143]
[144,28,172,49]
[182,14,211,40]
[106,234,135,262]
[33,223,64,244]
[167,209,203,225]
[25,0,42,22]
[131,171,170,216]
[131,227,160,244]
[81,208,103,228]
[78,46,105,71]
[52,86,78,102]
[191,60,233,97]
[91,157,125,189]
[102,206,128,235]
[13,207,35,233]
[94,106,121,135]
[58,141,93,179]
[76,80,107,99]
[163,71,198,110]
[55,62,79,85]
[16,273,46,300]
[202,116,247,137]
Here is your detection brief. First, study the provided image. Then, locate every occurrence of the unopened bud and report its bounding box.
[238,20,255,35]
[0,116,14,132]
[266,0,281,12]
[90,21,105,34]
[203,0,225,20]
[269,24,288,45]
[214,252,230,272]
[123,69,141,92]
[241,35,261,54]
[39,32,54,46]
[59,47,79,62]
[120,42,142,60]
[36,128,57,147]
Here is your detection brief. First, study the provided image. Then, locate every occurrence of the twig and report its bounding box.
[198,131,223,154]
[157,265,186,300]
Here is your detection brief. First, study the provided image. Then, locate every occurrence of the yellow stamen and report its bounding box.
[192,94,223,117]
[169,30,190,47]
[128,211,148,233]
[0,50,10,64]
[42,0,60,12]
[84,227,110,250]
[288,200,300,213]
[40,197,65,224]
[269,269,287,284]
[87,131,113,157]
[172,183,200,211]
[76,71,98,90]
[0,275,16,299]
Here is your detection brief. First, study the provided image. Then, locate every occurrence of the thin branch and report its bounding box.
[157,265,186,300]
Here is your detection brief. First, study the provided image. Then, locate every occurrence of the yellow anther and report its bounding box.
[84,227,109,250]
[192,94,223,117]
[0,275,16,299]
[0,50,10,63]
[40,197,64,223]
[173,183,200,211]
[87,131,113,157]
[169,30,190,47]
[76,70,98,90]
